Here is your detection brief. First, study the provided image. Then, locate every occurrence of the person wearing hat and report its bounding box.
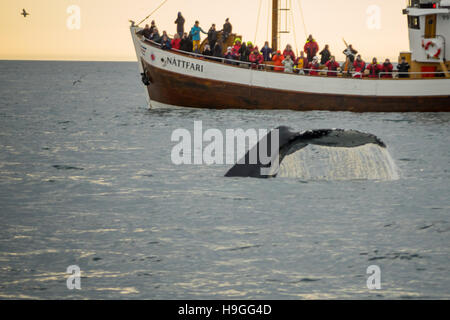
[304,34,319,62]
[231,38,242,61]
[353,55,366,78]
[174,12,185,38]
[272,50,284,71]
[249,46,264,69]
[224,46,233,64]
[309,56,320,76]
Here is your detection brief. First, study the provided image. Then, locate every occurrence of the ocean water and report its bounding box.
[0,60,449,299]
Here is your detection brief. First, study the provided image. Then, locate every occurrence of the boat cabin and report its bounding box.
[403,0,450,77]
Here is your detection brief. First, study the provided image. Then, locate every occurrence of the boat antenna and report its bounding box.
[137,0,170,27]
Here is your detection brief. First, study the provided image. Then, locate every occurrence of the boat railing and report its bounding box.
[143,38,448,79]
[378,71,448,78]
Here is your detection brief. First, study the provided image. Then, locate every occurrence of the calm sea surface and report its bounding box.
[0,61,449,299]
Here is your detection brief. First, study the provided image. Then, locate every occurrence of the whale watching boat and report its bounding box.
[130,0,450,112]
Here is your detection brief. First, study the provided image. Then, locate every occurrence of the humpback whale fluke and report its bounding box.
[225,126,395,180]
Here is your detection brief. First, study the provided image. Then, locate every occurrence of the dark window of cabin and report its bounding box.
[408,15,420,29]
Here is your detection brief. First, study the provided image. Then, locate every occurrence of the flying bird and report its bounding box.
[21,9,30,18]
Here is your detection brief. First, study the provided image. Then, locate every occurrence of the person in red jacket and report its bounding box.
[249,47,264,69]
[381,58,394,78]
[367,58,382,78]
[304,34,319,62]
[309,56,320,76]
[272,50,284,71]
[171,33,181,50]
[352,54,365,78]
[325,56,340,77]
[231,38,242,61]
[283,44,296,61]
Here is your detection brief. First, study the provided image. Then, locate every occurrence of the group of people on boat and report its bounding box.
[138,13,411,78]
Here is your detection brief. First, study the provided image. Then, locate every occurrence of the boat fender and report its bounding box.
[141,71,152,86]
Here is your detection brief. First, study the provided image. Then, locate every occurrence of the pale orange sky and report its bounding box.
[0,0,410,61]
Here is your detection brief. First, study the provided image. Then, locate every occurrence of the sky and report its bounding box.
[0,0,410,61]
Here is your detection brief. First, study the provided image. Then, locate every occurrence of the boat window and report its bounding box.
[408,15,420,29]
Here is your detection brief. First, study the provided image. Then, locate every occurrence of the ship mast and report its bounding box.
[272,0,279,52]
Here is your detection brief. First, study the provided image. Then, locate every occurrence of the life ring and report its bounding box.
[422,39,443,59]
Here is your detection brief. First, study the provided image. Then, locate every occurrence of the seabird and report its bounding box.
[21,9,30,18]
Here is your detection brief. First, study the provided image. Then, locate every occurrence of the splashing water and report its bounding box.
[277,144,400,181]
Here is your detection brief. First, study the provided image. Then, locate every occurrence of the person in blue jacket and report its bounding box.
[190,21,207,52]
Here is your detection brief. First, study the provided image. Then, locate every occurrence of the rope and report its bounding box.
[137,0,170,27]
[254,0,263,44]
[289,0,299,56]
[267,0,270,44]
[297,0,308,38]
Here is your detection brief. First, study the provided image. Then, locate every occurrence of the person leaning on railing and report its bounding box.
[381,59,394,78]
[397,57,410,78]
[325,56,340,77]
[367,58,382,78]
[353,55,366,78]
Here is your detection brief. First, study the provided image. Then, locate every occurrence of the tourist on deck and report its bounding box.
[282,55,295,73]
[382,59,394,78]
[190,21,207,52]
[180,32,193,52]
[304,35,319,62]
[343,44,358,63]
[174,12,185,37]
[231,38,242,60]
[325,56,340,77]
[138,24,152,39]
[224,47,234,64]
[272,51,284,71]
[261,41,273,61]
[283,44,296,61]
[320,45,331,65]
[159,31,170,44]
[397,57,411,78]
[149,20,156,34]
[295,51,308,75]
[160,35,172,50]
[202,44,213,61]
[208,24,218,50]
[222,18,233,43]
[149,28,160,43]
[308,56,320,76]
[353,55,366,78]
[213,42,223,58]
[249,47,264,69]
[171,33,181,50]
[367,58,382,78]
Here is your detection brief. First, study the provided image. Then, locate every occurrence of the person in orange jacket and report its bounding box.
[272,50,284,71]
